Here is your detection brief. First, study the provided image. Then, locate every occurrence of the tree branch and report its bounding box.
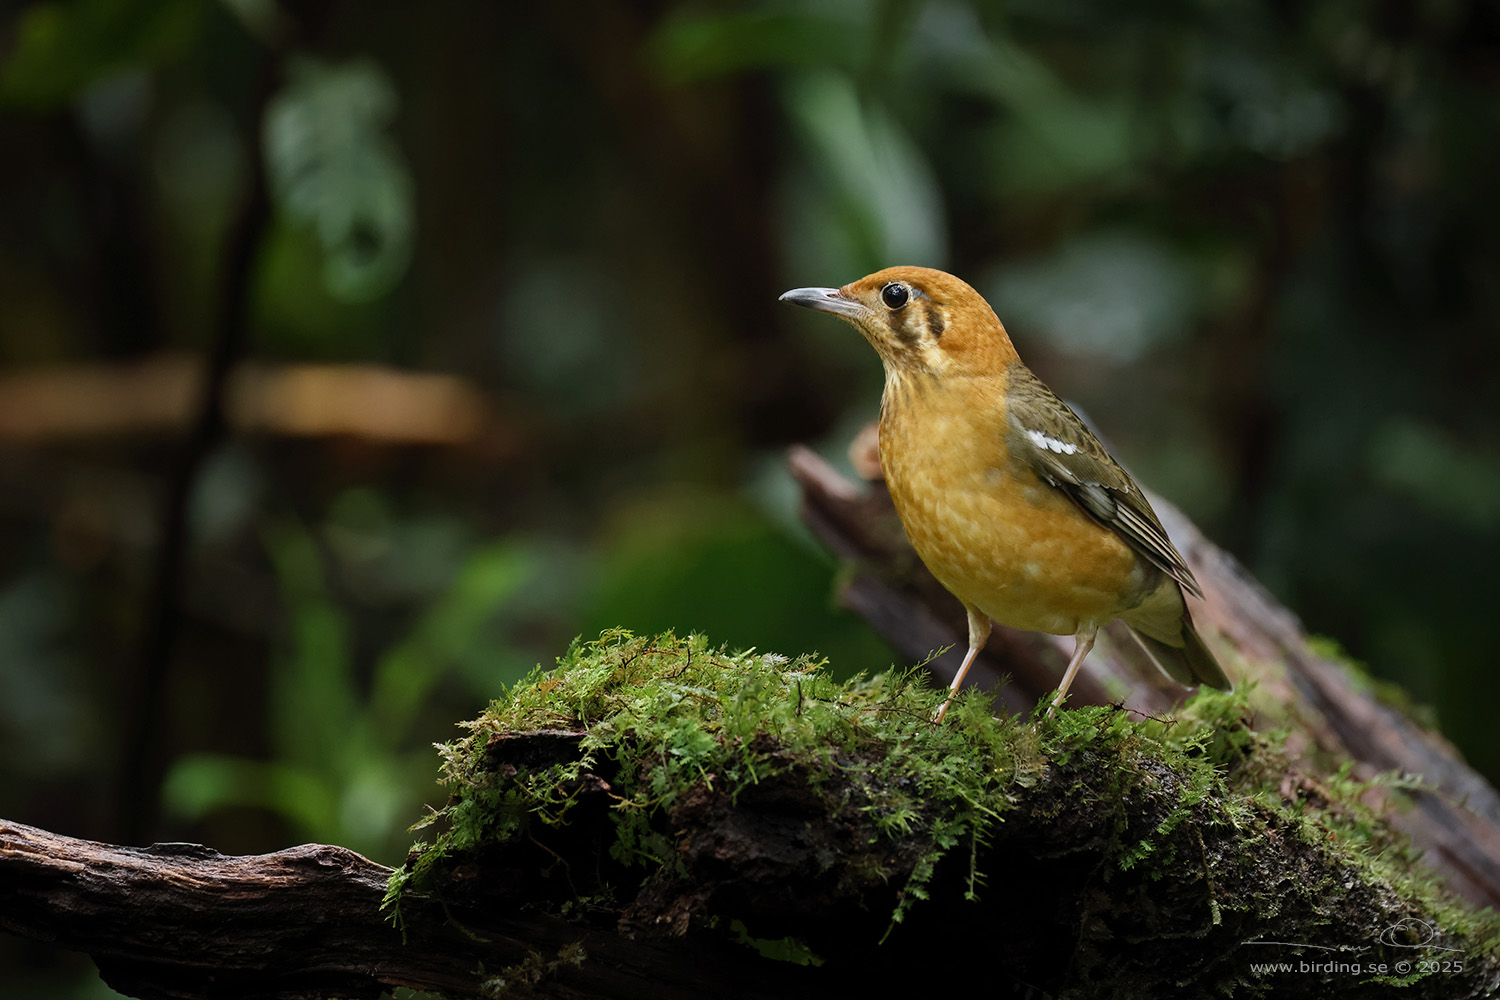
[788,442,1500,911]
[0,818,835,1000]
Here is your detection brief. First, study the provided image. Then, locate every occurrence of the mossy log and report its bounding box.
[789,440,1500,911]
[384,634,1498,999]
[5,633,1495,998]
[3,444,1500,999]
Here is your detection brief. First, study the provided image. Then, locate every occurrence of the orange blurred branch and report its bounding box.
[0,355,497,447]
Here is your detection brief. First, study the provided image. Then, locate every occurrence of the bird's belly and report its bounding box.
[888,463,1149,636]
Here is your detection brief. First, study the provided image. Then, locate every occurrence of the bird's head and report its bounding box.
[780,266,1019,376]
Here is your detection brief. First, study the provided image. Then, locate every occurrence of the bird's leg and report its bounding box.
[934,605,991,723]
[1046,626,1098,717]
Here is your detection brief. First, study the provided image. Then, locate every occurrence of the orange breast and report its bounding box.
[879,372,1152,636]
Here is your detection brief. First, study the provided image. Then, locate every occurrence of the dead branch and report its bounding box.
[787,442,1500,911]
[0,818,830,1000]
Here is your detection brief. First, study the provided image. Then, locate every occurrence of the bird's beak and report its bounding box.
[779,286,866,321]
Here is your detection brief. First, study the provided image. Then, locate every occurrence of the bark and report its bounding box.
[0,818,831,1000]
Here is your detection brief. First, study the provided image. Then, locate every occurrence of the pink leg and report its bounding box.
[934,605,991,723]
[1046,626,1098,716]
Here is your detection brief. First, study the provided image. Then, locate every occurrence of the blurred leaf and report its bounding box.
[985,230,1197,361]
[218,0,282,43]
[252,219,385,350]
[647,8,867,82]
[162,754,338,834]
[187,444,263,548]
[0,0,201,109]
[262,520,358,769]
[264,57,413,302]
[162,749,427,863]
[162,517,535,854]
[782,71,946,271]
[326,489,475,605]
[336,755,425,849]
[1199,47,1345,160]
[152,98,249,245]
[586,489,892,675]
[0,573,95,776]
[906,4,1137,193]
[370,542,533,739]
[1368,418,1500,534]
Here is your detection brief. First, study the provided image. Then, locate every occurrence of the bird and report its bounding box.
[780,266,1230,721]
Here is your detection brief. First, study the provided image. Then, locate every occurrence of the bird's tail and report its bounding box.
[1129,618,1231,691]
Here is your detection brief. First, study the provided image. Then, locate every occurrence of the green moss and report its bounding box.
[385,629,1499,986]
[729,919,825,966]
[478,941,587,998]
[387,628,1029,927]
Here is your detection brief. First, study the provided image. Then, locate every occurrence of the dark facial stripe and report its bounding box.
[891,311,920,345]
[926,304,944,339]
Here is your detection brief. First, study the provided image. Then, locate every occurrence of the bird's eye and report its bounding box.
[881,283,909,309]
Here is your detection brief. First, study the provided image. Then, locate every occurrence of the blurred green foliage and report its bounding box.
[0,0,1498,993]
[0,0,201,108]
[162,519,533,858]
[264,57,412,301]
[583,487,892,669]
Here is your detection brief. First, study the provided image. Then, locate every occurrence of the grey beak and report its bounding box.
[779,286,866,320]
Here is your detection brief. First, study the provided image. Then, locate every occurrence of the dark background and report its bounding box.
[1,2,1497,995]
